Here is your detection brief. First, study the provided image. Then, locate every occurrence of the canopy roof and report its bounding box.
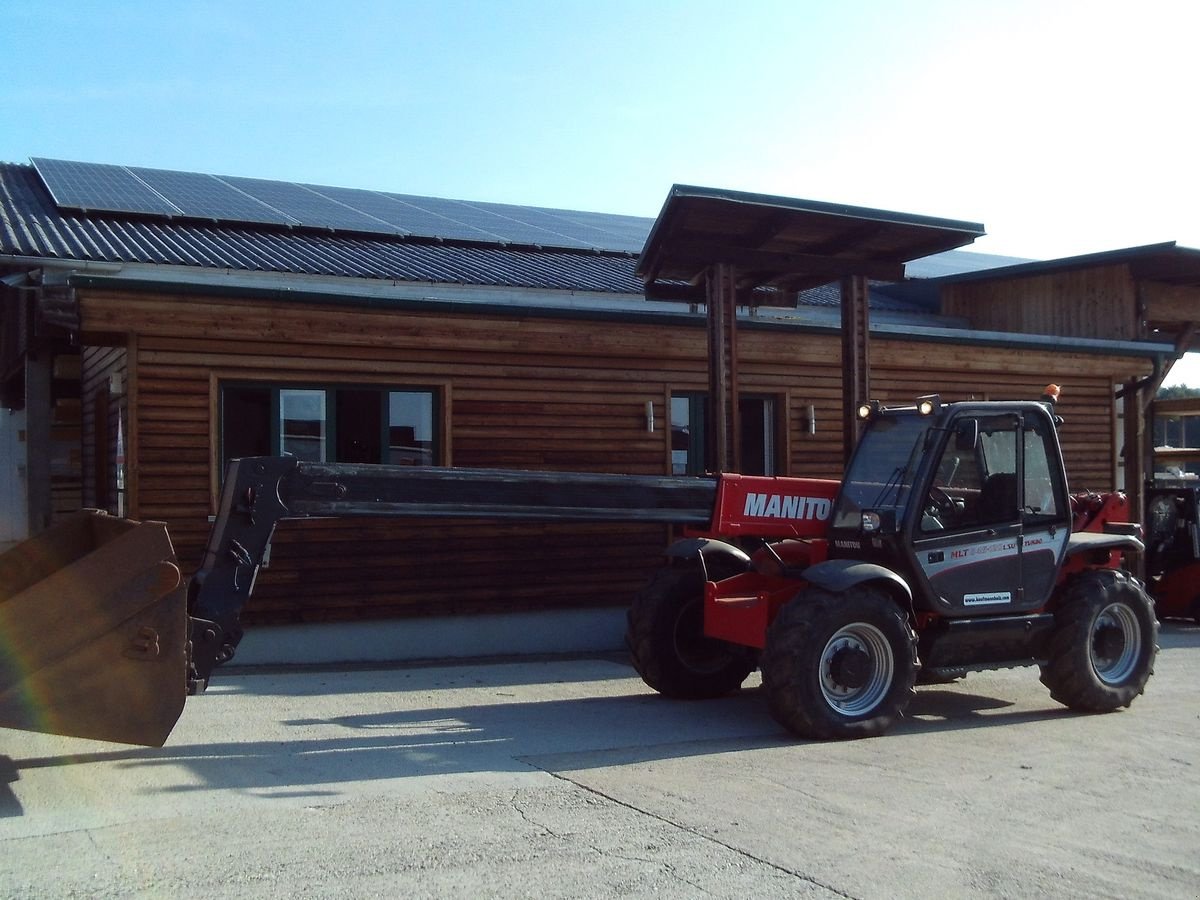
[636,184,985,299]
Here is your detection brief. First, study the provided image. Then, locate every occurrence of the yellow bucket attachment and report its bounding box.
[0,510,188,746]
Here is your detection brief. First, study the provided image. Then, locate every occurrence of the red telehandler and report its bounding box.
[0,389,1156,745]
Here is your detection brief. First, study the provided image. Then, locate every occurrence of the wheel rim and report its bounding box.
[819,623,893,716]
[1091,602,1142,685]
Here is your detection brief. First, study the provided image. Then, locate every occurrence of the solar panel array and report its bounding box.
[31,158,650,253]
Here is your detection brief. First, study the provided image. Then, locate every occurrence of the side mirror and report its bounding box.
[955,419,979,452]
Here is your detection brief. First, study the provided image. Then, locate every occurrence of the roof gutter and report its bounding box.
[867,319,1172,359]
[0,253,124,275]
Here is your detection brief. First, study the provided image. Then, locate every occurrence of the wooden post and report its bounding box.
[1122,376,1147,578]
[706,263,739,473]
[841,274,871,463]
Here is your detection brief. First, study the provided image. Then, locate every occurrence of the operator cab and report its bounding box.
[828,393,1072,616]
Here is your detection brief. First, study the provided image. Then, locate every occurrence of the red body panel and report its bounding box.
[705,474,840,539]
[705,574,798,649]
[1151,561,1200,619]
[703,535,829,648]
[1071,490,1132,535]
[1060,490,1136,580]
[692,474,838,648]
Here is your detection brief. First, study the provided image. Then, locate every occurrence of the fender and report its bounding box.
[802,558,913,604]
[1064,529,1144,557]
[665,537,751,581]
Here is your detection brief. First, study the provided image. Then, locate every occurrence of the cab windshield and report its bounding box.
[831,414,932,530]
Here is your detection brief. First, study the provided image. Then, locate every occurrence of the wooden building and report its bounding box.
[0,159,1189,650]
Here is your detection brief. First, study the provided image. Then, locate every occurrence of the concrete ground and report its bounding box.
[1,624,1197,899]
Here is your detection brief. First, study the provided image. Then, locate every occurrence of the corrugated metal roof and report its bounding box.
[795,282,932,313]
[0,162,649,295]
[0,161,1027,302]
[931,241,1200,288]
[905,248,1033,278]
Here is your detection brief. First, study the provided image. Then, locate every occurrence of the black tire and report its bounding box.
[626,566,757,699]
[760,585,917,740]
[1039,569,1158,712]
[1191,596,1200,626]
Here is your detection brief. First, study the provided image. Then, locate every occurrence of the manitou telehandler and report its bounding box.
[627,388,1157,738]
[0,389,1157,745]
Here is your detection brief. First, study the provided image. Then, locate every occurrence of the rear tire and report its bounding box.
[1039,569,1158,711]
[626,566,757,698]
[761,585,917,740]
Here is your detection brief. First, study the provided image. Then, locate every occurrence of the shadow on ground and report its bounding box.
[9,622,1194,814]
[2,658,1097,813]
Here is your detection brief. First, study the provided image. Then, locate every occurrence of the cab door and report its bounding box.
[911,412,1068,615]
[1013,412,1072,605]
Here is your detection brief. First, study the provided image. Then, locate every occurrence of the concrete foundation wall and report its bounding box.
[233,607,628,667]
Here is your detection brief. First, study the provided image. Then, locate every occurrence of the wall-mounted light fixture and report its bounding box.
[645,400,656,433]
[806,404,816,435]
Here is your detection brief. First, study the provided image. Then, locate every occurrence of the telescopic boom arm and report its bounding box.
[185,457,718,689]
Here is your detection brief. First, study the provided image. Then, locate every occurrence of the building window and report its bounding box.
[220,383,439,476]
[671,394,705,475]
[739,396,777,477]
[280,389,326,462]
[670,392,778,475]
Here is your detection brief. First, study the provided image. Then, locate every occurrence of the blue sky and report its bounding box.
[6,1,1198,256]
[3,1,1200,376]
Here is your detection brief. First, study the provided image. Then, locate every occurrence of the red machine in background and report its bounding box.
[1145,486,1200,623]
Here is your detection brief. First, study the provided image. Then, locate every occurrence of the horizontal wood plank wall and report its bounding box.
[1141,281,1200,330]
[82,290,711,624]
[79,289,1151,624]
[736,329,1147,488]
[866,336,1133,492]
[941,264,1139,341]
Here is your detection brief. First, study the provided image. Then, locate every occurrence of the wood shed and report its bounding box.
[0,159,1181,645]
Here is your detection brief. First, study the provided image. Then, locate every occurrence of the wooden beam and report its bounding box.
[1141,281,1200,327]
[25,351,52,534]
[1152,395,1200,417]
[805,223,886,258]
[841,275,870,461]
[643,281,703,302]
[656,239,906,285]
[1151,447,1200,464]
[740,210,796,249]
[1122,376,1146,578]
[1151,322,1200,395]
[706,263,739,473]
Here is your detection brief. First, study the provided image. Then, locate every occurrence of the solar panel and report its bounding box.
[542,209,653,253]
[470,201,647,252]
[33,158,182,216]
[31,157,654,253]
[444,200,596,250]
[223,177,405,235]
[129,167,296,226]
[317,187,510,245]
